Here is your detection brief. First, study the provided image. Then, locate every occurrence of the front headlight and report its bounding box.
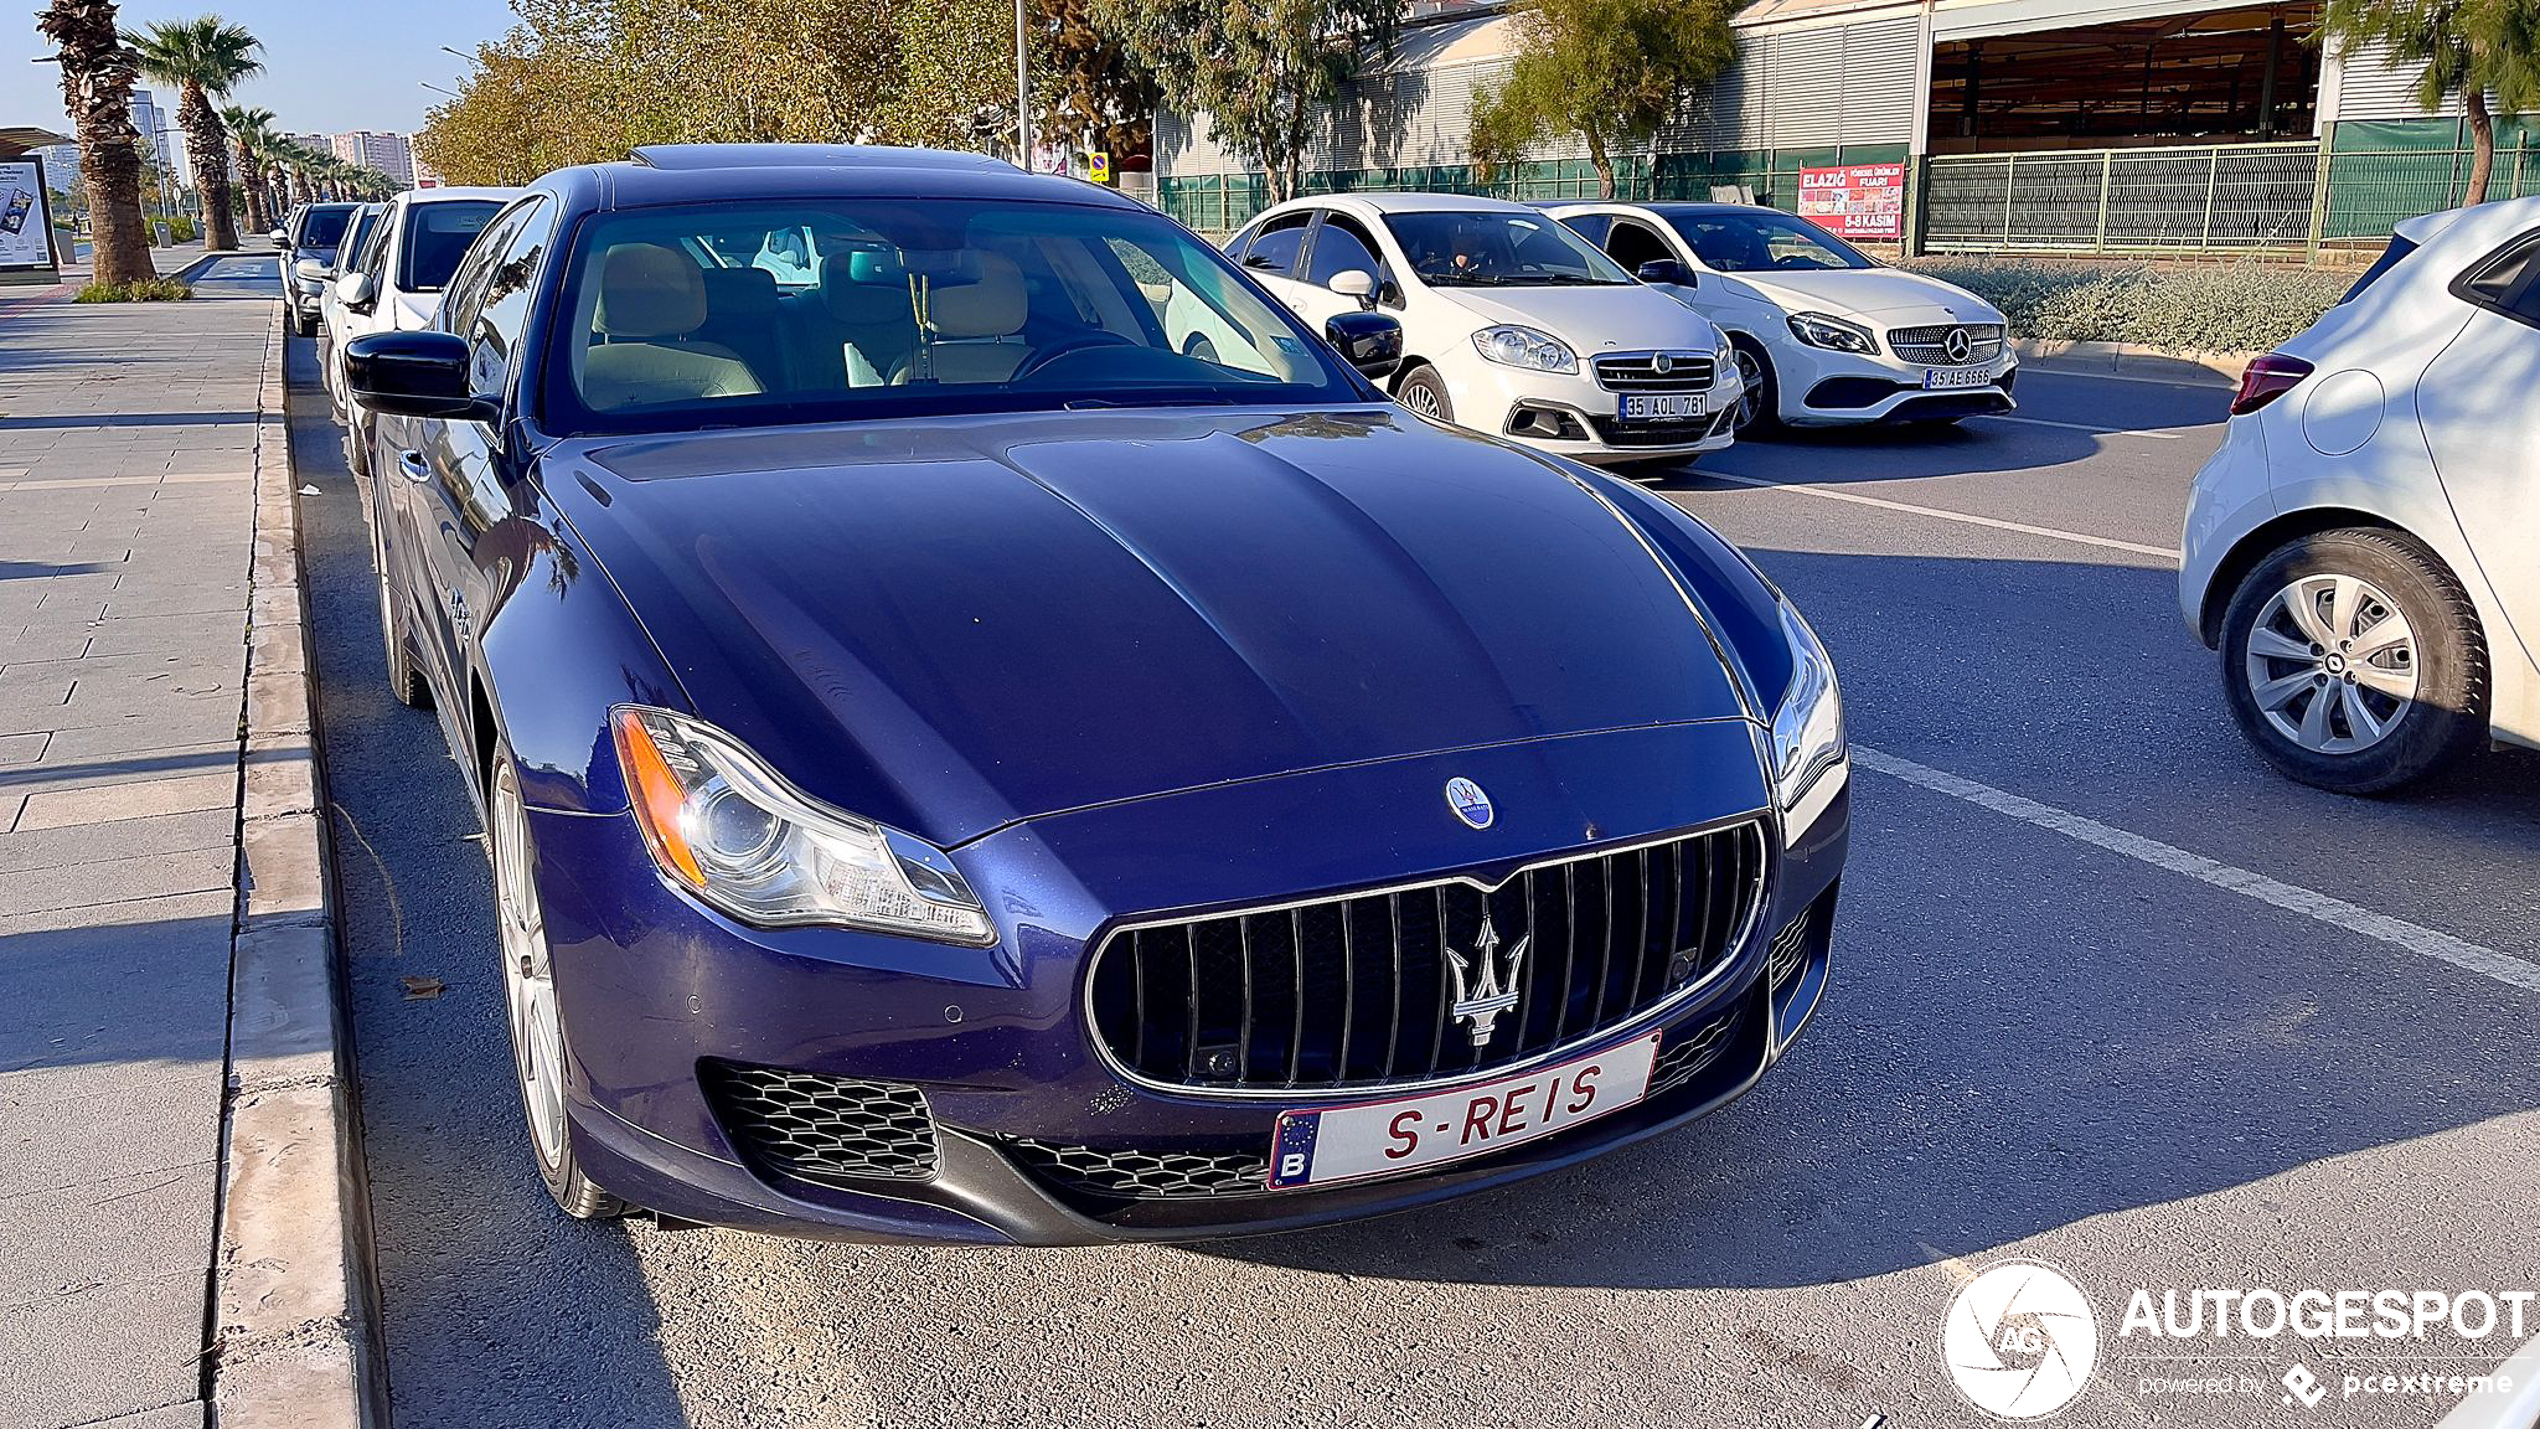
[611,706,995,944]
[1473,325,1579,374]
[1786,312,1879,356]
[1770,603,1846,836]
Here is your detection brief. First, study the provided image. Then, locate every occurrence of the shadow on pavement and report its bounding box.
[286,333,692,1428]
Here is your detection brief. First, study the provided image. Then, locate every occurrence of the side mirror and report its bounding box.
[293,257,332,282]
[1635,259,1695,288]
[1327,269,1377,311]
[335,271,374,309]
[1325,309,1402,382]
[344,331,492,421]
[268,228,288,245]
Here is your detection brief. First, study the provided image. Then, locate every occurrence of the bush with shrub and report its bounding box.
[74,278,194,303]
[1904,258,2354,353]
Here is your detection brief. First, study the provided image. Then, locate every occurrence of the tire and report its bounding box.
[294,307,318,339]
[2218,528,2486,795]
[1394,363,1454,425]
[342,409,371,480]
[370,504,431,709]
[1728,339,1781,436]
[489,753,631,1221]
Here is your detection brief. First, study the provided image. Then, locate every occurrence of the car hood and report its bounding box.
[1434,284,1722,352]
[1721,267,2004,325]
[546,407,1753,846]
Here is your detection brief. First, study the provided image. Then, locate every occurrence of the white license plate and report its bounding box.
[1619,393,1705,421]
[1266,1032,1663,1189]
[1922,366,1993,390]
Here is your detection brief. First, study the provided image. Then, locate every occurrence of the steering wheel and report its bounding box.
[1012,331,1137,381]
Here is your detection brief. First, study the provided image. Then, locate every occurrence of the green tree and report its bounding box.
[1468,0,1736,200]
[1038,0,1156,167]
[219,103,275,230]
[1094,0,1400,203]
[125,16,264,250]
[38,0,156,283]
[2324,0,2540,205]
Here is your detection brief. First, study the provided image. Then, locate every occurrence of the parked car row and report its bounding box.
[310,143,1849,1242]
[1223,192,2017,462]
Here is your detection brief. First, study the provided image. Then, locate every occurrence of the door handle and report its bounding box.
[397,450,431,483]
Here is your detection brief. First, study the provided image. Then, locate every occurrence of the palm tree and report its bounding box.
[220,103,274,231]
[37,0,156,283]
[126,17,264,250]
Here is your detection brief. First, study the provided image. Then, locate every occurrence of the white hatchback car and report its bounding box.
[1548,201,2015,434]
[1227,193,1739,465]
[2182,195,2540,794]
[320,186,518,476]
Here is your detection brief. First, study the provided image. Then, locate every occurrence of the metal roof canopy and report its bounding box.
[0,126,72,160]
[1931,0,2293,41]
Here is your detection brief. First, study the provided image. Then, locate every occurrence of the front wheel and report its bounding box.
[294,306,318,338]
[490,755,631,1220]
[1729,340,1781,436]
[370,505,430,709]
[2218,529,2487,795]
[1394,363,1454,425]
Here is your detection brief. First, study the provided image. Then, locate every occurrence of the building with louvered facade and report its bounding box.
[1154,0,2528,253]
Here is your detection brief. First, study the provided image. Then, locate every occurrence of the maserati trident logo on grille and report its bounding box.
[1444,777,1494,829]
[1943,326,1973,363]
[1446,916,1529,1046]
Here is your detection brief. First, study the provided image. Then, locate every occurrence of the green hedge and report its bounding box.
[75,278,192,303]
[1905,258,2353,353]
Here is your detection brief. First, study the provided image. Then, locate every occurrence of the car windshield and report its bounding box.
[398,200,503,293]
[545,198,1362,435]
[1664,210,1875,272]
[1380,210,1632,287]
[298,205,354,248]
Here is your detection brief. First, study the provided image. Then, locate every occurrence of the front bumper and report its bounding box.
[1433,347,1740,464]
[531,721,1848,1244]
[1774,341,2018,427]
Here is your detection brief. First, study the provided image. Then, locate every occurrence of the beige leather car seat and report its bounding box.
[893,252,1030,385]
[582,243,765,411]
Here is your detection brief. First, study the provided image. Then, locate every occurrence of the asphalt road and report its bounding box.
[285,322,2540,1428]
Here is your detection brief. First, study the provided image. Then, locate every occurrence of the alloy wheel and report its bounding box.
[492,763,569,1170]
[1401,381,1443,418]
[1733,348,1765,431]
[2242,573,2419,755]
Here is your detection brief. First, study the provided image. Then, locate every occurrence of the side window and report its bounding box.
[1303,214,1387,289]
[1605,219,1674,273]
[1240,212,1312,276]
[464,199,554,402]
[1223,219,1262,259]
[1559,213,1612,248]
[2456,233,2540,327]
[439,201,533,343]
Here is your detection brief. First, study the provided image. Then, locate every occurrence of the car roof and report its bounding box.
[527,145,1142,217]
[396,185,521,206]
[1548,201,1781,220]
[1299,191,1546,216]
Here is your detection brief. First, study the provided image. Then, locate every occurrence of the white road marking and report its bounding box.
[1975,413,2184,440]
[1853,743,2540,995]
[1695,472,2183,562]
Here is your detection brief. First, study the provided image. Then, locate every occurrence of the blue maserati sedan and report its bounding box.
[342,144,1850,1242]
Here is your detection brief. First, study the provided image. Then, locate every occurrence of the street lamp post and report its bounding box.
[1014,0,1032,171]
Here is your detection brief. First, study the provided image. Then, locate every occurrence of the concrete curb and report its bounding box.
[212,300,387,1427]
[2013,337,2251,388]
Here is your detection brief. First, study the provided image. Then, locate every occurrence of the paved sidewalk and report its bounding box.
[0,260,277,1428]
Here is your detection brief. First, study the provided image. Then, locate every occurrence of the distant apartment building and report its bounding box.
[129,89,177,175]
[331,130,416,187]
[32,143,80,191]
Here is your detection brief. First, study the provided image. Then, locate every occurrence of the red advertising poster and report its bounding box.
[1797,163,1907,240]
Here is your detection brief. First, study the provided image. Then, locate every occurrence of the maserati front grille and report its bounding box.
[1086,822,1768,1096]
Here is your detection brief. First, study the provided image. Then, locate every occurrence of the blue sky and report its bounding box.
[14,0,521,139]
